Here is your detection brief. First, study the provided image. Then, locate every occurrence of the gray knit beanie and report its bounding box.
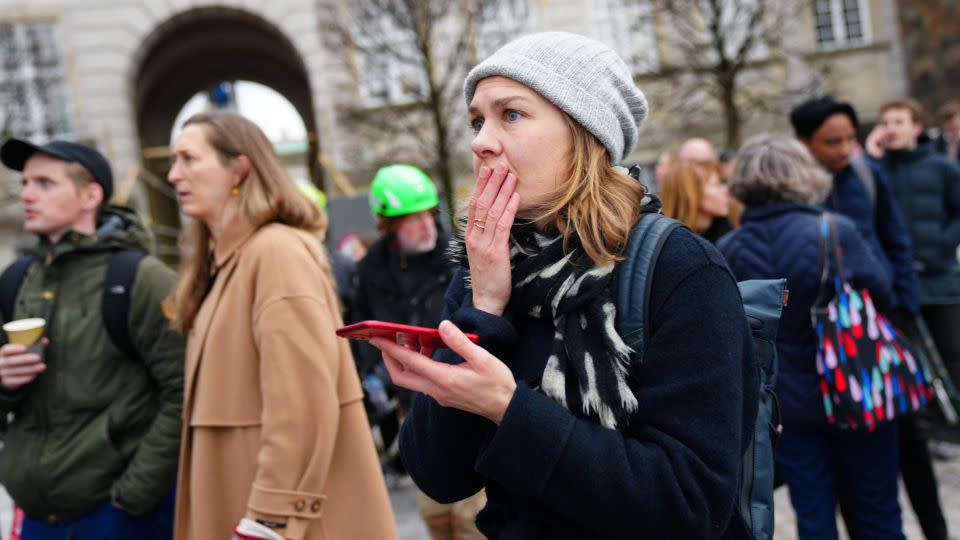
[464,32,648,164]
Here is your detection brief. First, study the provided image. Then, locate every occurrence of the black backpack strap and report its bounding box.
[0,254,37,323]
[102,250,146,361]
[615,213,682,353]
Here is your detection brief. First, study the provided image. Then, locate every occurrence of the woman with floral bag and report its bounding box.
[719,134,906,539]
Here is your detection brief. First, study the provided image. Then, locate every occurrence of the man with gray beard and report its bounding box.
[352,164,485,540]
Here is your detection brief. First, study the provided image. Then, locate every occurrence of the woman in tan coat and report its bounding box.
[167,110,397,540]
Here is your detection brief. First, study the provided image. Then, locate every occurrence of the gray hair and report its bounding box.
[729,133,832,206]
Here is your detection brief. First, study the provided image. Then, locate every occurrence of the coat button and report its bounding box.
[41,291,54,301]
[310,500,321,512]
[294,499,306,511]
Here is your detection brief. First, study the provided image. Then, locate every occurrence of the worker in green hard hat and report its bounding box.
[353,164,449,381]
[354,165,484,538]
[354,163,447,457]
[367,164,441,250]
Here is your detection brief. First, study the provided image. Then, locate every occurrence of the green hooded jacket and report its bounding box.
[0,206,184,518]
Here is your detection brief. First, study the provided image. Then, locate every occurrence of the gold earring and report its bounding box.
[231,187,239,196]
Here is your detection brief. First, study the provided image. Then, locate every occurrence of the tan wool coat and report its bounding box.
[173,221,397,540]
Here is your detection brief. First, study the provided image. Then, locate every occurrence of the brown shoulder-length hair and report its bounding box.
[168,110,327,332]
[531,115,646,266]
[661,158,728,232]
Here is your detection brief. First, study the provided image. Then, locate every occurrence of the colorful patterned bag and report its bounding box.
[812,214,933,431]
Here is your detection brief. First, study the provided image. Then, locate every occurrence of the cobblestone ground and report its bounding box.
[0,457,956,539]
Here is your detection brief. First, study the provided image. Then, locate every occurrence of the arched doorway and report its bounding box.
[132,6,319,262]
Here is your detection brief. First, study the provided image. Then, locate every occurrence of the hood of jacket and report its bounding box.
[25,205,154,260]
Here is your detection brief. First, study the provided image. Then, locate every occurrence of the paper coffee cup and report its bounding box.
[3,318,46,346]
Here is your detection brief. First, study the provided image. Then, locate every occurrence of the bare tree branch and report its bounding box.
[645,0,816,146]
[325,0,527,226]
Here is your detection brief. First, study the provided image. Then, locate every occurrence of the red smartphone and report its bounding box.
[335,321,479,351]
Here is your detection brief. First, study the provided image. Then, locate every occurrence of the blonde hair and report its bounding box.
[661,159,725,232]
[729,133,832,206]
[533,115,646,265]
[63,161,105,217]
[169,110,327,331]
[64,161,94,190]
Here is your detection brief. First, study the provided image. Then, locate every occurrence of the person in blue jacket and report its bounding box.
[791,96,948,540]
[719,134,901,539]
[865,98,959,540]
[789,96,919,316]
[368,32,756,539]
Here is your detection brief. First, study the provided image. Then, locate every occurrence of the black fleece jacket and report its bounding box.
[400,227,755,539]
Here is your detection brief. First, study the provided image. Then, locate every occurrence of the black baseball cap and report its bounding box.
[789,96,859,140]
[0,137,113,202]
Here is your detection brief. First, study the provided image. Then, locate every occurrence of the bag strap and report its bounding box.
[814,213,848,308]
[827,214,846,283]
[615,213,682,352]
[814,214,830,307]
[849,154,877,211]
[0,254,36,323]
[101,250,145,361]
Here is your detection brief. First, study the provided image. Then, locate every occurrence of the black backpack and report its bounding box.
[614,213,786,540]
[0,250,145,361]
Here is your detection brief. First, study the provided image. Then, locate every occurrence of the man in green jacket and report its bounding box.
[0,138,184,539]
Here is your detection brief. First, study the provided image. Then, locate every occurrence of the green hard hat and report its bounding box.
[369,164,439,217]
[296,180,327,208]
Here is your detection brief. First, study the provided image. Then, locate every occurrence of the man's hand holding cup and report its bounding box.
[1,318,47,391]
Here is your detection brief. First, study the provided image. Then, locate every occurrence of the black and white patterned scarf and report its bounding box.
[450,193,659,429]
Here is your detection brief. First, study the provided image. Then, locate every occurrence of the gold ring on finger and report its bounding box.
[473,218,486,230]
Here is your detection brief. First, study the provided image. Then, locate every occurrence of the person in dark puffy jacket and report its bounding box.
[865,98,960,540]
[719,134,903,540]
[868,98,960,378]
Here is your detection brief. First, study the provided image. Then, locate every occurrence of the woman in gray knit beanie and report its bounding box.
[374,32,755,539]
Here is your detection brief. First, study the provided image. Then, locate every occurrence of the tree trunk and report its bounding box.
[721,77,741,148]
[417,4,457,231]
[432,103,456,231]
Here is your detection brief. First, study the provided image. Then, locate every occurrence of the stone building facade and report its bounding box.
[0,0,924,265]
[895,0,960,123]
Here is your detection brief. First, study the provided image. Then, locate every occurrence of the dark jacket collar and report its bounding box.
[362,231,451,280]
[885,139,935,163]
[740,201,825,222]
[30,205,152,262]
